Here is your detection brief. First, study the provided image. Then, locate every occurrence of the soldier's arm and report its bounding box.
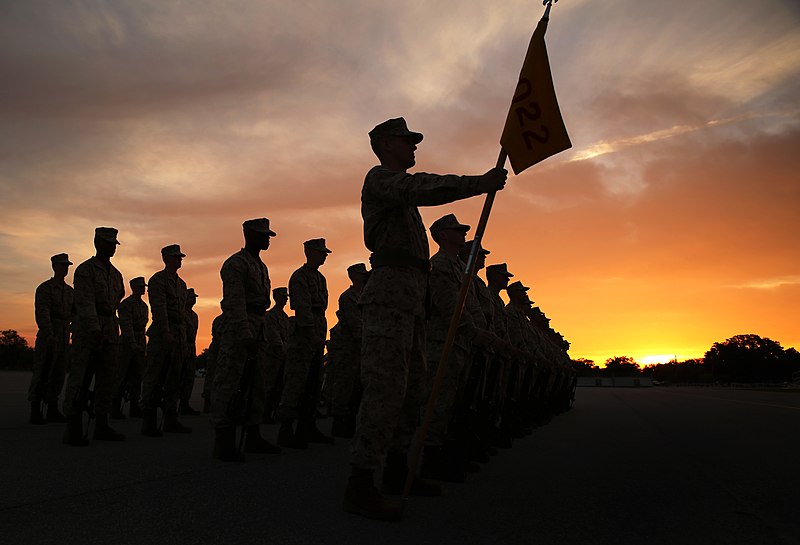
[365,168,487,208]
[289,270,315,333]
[148,275,171,336]
[74,265,100,334]
[220,258,253,341]
[118,300,135,344]
[339,290,363,342]
[34,283,53,338]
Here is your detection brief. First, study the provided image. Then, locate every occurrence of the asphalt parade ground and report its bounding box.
[1,371,799,545]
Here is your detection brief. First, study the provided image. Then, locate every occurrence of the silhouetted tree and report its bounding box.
[0,329,35,370]
[603,356,640,377]
[571,358,598,377]
[195,347,210,371]
[704,334,788,383]
[645,358,708,384]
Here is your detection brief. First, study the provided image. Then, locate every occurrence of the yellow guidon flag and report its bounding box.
[500,14,572,175]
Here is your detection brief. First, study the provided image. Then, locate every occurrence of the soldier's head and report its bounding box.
[50,253,73,281]
[369,117,423,171]
[486,263,513,290]
[243,218,276,251]
[186,288,198,308]
[161,244,185,272]
[94,227,120,259]
[430,214,469,253]
[129,276,146,297]
[459,239,490,271]
[506,280,530,304]
[347,263,370,291]
[303,238,331,268]
[272,287,288,308]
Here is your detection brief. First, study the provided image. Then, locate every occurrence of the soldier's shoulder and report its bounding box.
[221,250,248,271]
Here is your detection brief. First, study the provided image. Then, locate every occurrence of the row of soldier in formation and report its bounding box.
[26,116,576,521]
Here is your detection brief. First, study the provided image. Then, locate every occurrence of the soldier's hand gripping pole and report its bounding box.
[403,149,508,502]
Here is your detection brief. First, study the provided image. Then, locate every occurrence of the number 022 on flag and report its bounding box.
[500,15,571,175]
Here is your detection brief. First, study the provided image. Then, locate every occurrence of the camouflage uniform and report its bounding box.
[181,301,199,405]
[202,314,223,406]
[64,257,124,417]
[278,263,328,419]
[264,296,289,419]
[351,166,484,470]
[211,249,271,429]
[140,269,187,414]
[330,284,363,418]
[28,277,73,407]
[115,289,148,407]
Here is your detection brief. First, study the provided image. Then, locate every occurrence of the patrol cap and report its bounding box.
[51,253,73,265]
[95,227,120,245]
[161,244,186,258]
[243,218,277,236]
[506,280,529,293]
[304,238,332,254]
[347,263,369,276]
[486,263,514,278]
[368,117,423,144]
[430,214,470,237]
[129,276,146,288]
[463,239,490,256]
[272,287,288,298]
[187,288,198,298]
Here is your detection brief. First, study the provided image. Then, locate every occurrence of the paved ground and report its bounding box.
[1,371,798,545]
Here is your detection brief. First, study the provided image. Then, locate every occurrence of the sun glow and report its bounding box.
[640,355,677,366]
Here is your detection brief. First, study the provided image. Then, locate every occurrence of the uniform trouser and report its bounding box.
[180,353,195,403]
[63,333,118,417]
[141,337,183,413]
[28,334,68,405]
[202,351,218,401]
[424,339,469,447]
[263,353,284,417]
[115,344,145,403]
[331,343,361,417]
[278,333,322,417]
[350,301,427,470]
[210,337,268,429]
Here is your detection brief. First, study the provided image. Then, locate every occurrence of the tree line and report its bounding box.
[571,334,800,385]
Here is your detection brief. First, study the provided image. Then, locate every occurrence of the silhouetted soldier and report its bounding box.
[422,214,491,482]
[505,281,539,436]
[140,244,192,436]
[344,117,506,521]
[277,238,333,448]
[202,313,223,414]
[179,288,200,415]
[263,287,289,423]
[63,227,126,445]
[28,253,73,425]
[211,218,281,462]
[485,263,516,447]
[330,263,369,438]
[112,276,148,419]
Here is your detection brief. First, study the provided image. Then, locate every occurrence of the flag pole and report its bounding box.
[403,149,507,501]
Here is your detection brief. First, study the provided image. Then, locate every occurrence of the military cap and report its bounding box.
[506,280,529,293]
[368,117,423,144]
[243,218,277,236]
[304,238,332,253]
[161,244,186,257]
[430,214,470,237]
[486,263,514,278]
[95,227,120,245]
[187,288,198,298]
[463,239,490,256]
[50,253,73,265]
[129,276,146,287]
[272,287,288,298]
[347,263,369,276]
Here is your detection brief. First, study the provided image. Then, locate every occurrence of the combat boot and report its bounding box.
[213,426,245,462]
[141,408,163,437]
[29,402,46,425]
[343,468,403,521]
[381,451,441,497]
[331,415,355,438]
[129,399,142,418]
[63,414,89,446]
[243,425,281,454]
[110,398,126,420]
[46,403,67,423]
[297,419,334,445]
[163,413,192,433]
[277,421,307,450]
[94,414,126,441]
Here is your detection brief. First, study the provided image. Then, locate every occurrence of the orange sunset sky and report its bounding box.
[1,0,798,366]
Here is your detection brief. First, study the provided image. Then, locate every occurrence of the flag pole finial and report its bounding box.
[543,0,558,19]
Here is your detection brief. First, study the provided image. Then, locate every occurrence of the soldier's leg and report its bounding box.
[210,335,248,429]
[129,351,145,416]
[162,343,191,433]
[277,334,314,420]
[45,340,68,421]
[62,333,97,445]
[112,344,133,418]
[180,353,196,409]
[423,340,466,447]
[27,336,51,423]
[242,342,280,454]
[331,345,357,417]
[93,341,125,441]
